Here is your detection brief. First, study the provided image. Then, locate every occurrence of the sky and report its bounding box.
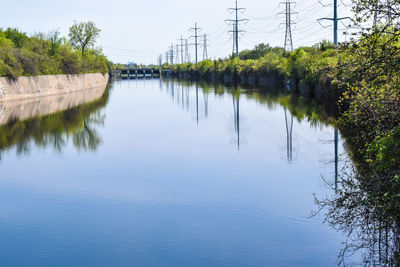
[1,0,353,64]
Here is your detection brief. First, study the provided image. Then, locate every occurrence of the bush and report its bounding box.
[170,43,338,85]
[0,27,110,78]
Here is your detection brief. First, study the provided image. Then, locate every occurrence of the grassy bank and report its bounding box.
[0,27,111,79]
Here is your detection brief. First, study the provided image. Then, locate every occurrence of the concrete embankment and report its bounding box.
[0,73,108,102]
[0,73,108,125]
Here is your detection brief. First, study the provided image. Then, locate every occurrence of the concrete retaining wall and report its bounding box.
[0,73,108,102]
[0,73,108,125]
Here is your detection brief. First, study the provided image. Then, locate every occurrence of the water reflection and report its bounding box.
[162,79,336,159]
[232,94,240,150]
[316,164,400,266]
[0,86,109,157]
[284,108,294,162]
[0,78,360,266]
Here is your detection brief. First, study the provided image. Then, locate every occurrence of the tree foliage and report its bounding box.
[68,21,101,55]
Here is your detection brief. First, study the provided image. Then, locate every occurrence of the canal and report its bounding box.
[0,79,355,266]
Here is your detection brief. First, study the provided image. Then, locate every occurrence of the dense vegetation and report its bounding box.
[168,40,338,92]
[0,22,110,79]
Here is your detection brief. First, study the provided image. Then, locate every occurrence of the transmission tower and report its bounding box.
[175,44,180,64]
[190,23,202,64]
[185,39,191,63]
[226,0,248,58]
[178,36,185,63]
[279,0,297,52]
[203,34,209,60]
[169,44,174,65]
[232,22,237,55]
[158,54,162,66]
[373,0,394,26]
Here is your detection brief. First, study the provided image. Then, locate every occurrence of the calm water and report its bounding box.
[0,79,349,266]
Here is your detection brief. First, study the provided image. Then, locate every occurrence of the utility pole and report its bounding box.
[387,0,393,25]
[318,0,351,46]
[203,34,209,61]
[190,23,202,64]
[279,0,297,52]
[179,36,185,63]
[226,0,248,58]
[232,22,236,55]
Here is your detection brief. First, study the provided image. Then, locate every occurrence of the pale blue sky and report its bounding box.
[1,0,352,64]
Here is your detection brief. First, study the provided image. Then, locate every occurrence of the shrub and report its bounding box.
[0,27,110,78]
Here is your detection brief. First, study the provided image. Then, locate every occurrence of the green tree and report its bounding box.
[47,30,64,56]
[68,21,101,55]
[240,43,272,60]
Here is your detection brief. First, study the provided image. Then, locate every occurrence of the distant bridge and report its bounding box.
[111,68,162,79]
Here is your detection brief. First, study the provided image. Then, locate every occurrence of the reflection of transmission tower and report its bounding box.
[233,95,240,150]
[284,108,293,162]
[203,92,209,118]
[196,85,199,125]
[279,0,297,52]
[334,128,339,191]
[203,34,209,61]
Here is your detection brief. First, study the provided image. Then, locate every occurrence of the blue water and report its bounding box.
[0,79,347,266]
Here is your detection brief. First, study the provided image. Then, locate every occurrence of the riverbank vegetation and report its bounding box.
[0,21,110,79]
[168,40,338,91]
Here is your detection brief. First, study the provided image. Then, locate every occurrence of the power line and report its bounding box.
[102,46,159,55]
